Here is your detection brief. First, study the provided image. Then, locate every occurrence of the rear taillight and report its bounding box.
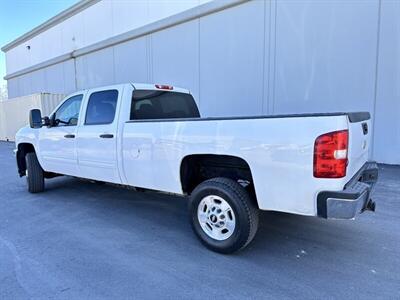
[313,130,349,178]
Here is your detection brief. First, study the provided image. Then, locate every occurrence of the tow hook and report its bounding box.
[364,199,376,212]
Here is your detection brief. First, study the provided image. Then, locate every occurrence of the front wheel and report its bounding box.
[25,152,45,193]
[189,177,259,254]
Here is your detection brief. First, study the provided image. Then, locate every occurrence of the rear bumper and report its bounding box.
[317,162,378,219]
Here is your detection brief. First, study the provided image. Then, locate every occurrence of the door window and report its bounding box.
[85,90,118,125]
[54,95,83,126]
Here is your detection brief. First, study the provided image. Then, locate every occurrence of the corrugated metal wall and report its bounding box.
[0,93,64,141]
[3,0,400,164]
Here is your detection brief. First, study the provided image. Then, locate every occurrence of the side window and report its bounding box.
[85,90,118,125]
[130,90,200,120]
[54,95,83,126]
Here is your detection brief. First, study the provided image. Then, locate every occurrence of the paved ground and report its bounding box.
[0,141,399,299]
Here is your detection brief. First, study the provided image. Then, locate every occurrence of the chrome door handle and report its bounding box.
[64,134,75,138]
[99,134,114,139]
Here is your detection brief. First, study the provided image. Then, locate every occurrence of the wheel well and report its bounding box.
[180,154,256,197]
[16,143,35,177]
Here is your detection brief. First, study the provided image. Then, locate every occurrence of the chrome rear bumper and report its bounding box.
[317,162,378,219]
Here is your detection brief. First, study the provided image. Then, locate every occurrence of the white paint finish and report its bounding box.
[273,0,379,114]
[347,118,372,178]
[15,83,372,216]
[113,37,149,84]
[373,0,400,165]
[44,63,65,94]
[63,59,77,93]
[199,0,213,4]
[147,0,199,23]
[6,78,19,99]
[38,125,80,175]
[4,0,212,75]
[61,12,85,51]
[151,20,200,103]
[111,0,150,36]
[82,0,113,47]
[76,47,115,90]
[75,85,124,183]
[6,60,75,97]
[38,91,85,175]
[30,69,46,94]
[18,74,32,97]
[199,0,265,117]
[6,46,28,75]
[36,25,64,67]
[122,115,351,215]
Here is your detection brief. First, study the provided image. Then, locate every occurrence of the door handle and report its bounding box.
[99,134,114,139]
[64,134,75,139]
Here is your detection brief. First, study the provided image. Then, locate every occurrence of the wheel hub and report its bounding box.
[197,195,236,241]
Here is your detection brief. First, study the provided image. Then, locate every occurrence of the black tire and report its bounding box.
[189,177,259,254]
[25,152,45,193]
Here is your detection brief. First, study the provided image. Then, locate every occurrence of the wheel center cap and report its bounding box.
[210,214,217,223]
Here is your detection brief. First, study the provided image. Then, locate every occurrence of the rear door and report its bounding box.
[76,86,122,183]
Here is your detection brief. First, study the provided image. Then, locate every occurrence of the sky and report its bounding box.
[0,0,78,87]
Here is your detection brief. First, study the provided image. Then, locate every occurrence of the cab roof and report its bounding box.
[132,83,190,94]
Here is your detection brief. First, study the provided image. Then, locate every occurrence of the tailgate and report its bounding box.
[346,112,372,179]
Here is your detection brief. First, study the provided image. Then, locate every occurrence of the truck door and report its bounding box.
[76,87,122,183]
[38,92,84,176]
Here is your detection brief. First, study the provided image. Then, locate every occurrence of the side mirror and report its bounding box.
[69,117,78,126]
[29,109,42,129]
[43,116,50,126]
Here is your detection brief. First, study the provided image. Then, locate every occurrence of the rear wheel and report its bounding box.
[25,152,45,193]
[189,177,259,254]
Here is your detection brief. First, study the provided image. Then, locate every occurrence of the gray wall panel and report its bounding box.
[30,68,46,94]
[151,20,200,105]
[44,63,65,94]
[76,47,114,90]
[199,0,265,117]
[63,59,77,94]
[7,78,19,99]
[113,37,148,84]
[373,0,400,164]
[19,73,32,96]
[273,0,379,114]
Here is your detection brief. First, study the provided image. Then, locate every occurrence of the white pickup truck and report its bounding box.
[15,83,378,253]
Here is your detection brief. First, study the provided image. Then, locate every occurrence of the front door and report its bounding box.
[38,93,84,175]
[76,88,121,183]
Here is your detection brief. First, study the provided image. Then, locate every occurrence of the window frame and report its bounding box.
[52,94,84,127]
[84,89,119,126]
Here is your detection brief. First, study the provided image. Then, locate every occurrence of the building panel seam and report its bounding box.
[3,0,249,81]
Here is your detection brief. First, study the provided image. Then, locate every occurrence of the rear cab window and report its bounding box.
[130,90,200,120]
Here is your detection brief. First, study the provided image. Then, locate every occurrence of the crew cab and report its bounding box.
[15,83,378,253]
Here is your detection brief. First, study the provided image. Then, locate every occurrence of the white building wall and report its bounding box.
[5,0,213,75]
[373,0,400,164]
[2,0,399,164]
[7,59,76,98]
